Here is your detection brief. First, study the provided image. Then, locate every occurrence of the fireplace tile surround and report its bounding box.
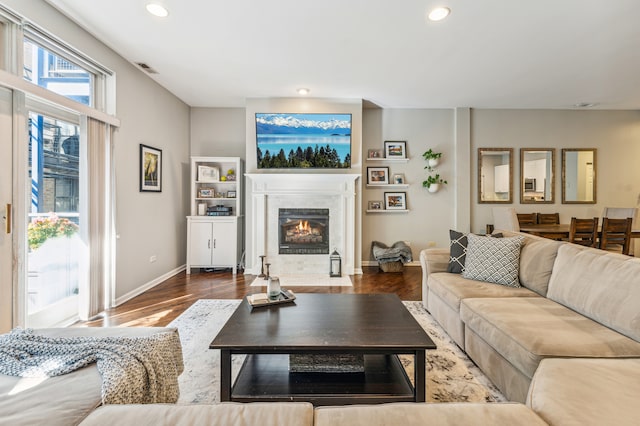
[245,174,360,276]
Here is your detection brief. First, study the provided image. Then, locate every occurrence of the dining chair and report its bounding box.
[537,213,560,225]
[602,207,638,255]
[517,213,538,226]
[599,217,633,255]
[569,217,599,248]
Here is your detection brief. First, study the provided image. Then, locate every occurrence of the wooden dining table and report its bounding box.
[519,224,640,240]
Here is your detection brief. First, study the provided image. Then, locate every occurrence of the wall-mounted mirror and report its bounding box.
[520,148,555,204]
[562,148,596,204]
[478,148,513,203]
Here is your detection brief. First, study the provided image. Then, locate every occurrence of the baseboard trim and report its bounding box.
[115,264,186,307]
[361,260,420,267]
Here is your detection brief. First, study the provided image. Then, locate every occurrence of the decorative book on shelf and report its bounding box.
[247,289,296,309]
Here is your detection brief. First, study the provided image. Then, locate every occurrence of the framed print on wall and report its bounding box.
[140,144,162,192]
[367,166,389,185]
[384,192,407,210]
[368,200,383,210]
[384,140,407,159]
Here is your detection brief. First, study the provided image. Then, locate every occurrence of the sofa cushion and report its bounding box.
[460,297,640,379]
[314,402,547,426]
[547,244,640,342]
[80,402,315,426]
[428,273,539,313]
[447,230,502,274]
[463,234,524,287]
[527,358,640,426]
[0,327,178,426]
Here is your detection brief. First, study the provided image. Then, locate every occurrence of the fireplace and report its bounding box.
[279,208,330,254]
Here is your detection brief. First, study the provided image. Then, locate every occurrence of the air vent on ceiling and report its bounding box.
[136,62,158,74]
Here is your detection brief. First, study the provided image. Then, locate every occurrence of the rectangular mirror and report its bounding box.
[478,148,513,203]
[562,148,596,204]
[520,148,555,204]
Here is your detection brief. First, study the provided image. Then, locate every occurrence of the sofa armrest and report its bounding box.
[420,248,450,309]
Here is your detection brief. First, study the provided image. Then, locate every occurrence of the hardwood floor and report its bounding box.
[76,266,422,328]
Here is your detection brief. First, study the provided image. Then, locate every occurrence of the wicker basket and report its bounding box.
[379,260,404,272]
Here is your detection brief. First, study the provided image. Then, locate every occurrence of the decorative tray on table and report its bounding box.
[247,288,296,309]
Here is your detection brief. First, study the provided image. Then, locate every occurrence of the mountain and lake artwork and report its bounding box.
[256,113,352,169]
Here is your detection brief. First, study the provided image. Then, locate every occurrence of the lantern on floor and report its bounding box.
[330,249,342,277]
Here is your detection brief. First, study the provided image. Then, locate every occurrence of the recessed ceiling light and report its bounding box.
[297,88,310,95]
[428,7,451,22]
[146,3,169,18]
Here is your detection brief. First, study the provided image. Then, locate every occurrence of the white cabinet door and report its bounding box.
[189,221,213,266]
[212,221,237,268]
[494,164,510,193]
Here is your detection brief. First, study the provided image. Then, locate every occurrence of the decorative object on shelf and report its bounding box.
[198,188,214,198]
[384,140,407,159]
[197,203,206,216]
[367,166,389,185]
[422,149,443,171]
[393,173,405,184]
[197,165,219,182]
[367,149,383,159]
[423,174,447,193]
[258,255,266,278]
[226,168,236,181]
[226,190,236,198]
[384,192,407,210]
[140,144,162,192]
[368,200,383,210]
[330,249,342,277]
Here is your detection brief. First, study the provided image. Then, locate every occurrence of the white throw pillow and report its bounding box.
[462,234,524,287]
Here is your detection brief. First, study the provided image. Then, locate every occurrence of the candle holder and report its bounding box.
[264,263,271,280]
[258,255,266,278]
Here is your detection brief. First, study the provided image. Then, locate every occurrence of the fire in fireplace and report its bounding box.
[279,208,329,254]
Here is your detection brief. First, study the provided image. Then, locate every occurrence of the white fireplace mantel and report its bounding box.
[245,173,360,276]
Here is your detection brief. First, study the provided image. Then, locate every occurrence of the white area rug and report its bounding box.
[168,299,506,404]
[250,274,352,287]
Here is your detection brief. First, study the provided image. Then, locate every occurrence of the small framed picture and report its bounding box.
[140,144,162,192]
[368,149,383,159]
[367,166,389,185]
[227,190,237,198]
[393,173,405,184]
[384,192,407,210]
[384,140,407,159]
[368,200,383,210]
[198,165,220,182]
[198,188,214,198]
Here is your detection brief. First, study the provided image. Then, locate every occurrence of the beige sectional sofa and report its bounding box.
[419,230,640,423]
[3,232,639,425]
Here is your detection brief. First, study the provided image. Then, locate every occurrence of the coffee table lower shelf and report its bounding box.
[230,353,416,405]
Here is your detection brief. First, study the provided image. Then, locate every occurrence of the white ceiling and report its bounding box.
[45,0,640,109]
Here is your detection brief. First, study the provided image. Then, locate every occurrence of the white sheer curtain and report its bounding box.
[79,116,115,320]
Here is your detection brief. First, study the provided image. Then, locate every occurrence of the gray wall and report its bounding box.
[190,107,640,264]
[6,0,191,302]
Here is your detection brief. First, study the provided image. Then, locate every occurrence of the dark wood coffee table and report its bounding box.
[209,293,436,405]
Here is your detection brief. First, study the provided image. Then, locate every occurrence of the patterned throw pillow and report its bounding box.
[447,230,503,274]
[462,234,524,287]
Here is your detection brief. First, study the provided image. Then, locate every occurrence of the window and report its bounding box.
[23,37,93,106]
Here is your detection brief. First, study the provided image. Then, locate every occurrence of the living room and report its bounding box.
[1,1,639,425]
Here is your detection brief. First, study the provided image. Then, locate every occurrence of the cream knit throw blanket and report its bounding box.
[0,328,184,404]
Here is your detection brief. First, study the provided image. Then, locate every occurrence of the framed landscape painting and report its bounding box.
[140,144,162,192]
[384,192,407,210]
[384,140,407,159]
[367,166,389,185]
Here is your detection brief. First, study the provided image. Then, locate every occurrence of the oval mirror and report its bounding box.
[520,148,555,204]
[478,148,513,203]
[562,148,596,204]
